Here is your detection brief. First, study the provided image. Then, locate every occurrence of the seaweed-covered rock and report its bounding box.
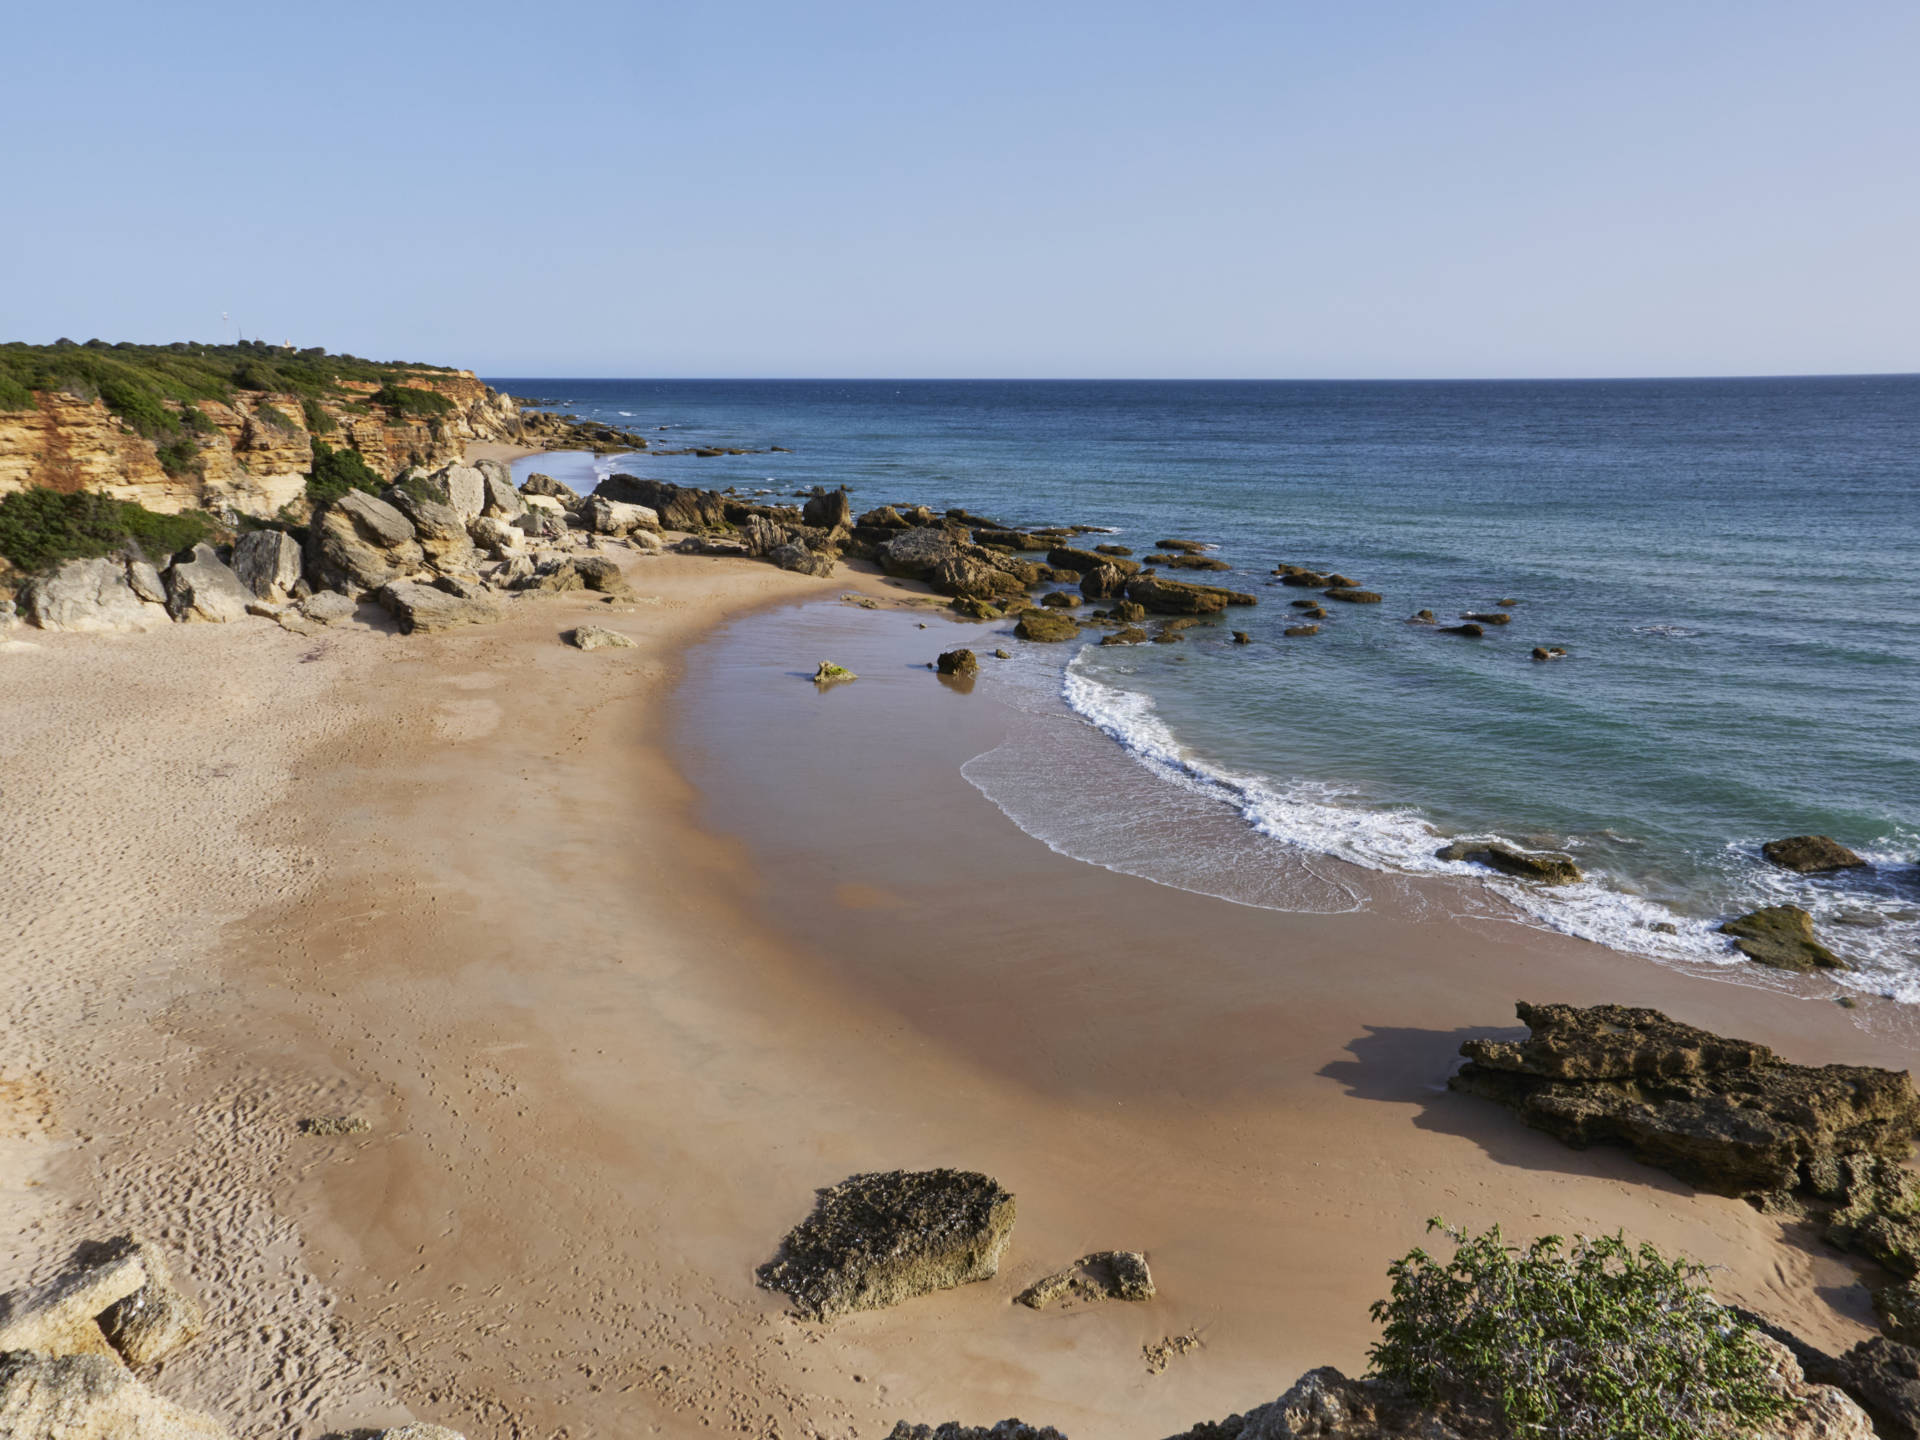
[1080,562,1132,599]
[1722,906,1842,972]
[1450,1001,1920,1197]
[1324,588,1382,604]
[757,1169,1016,1321]
[1016,1251,1153,1309]
[1163,555,1231,572]
[1436,841,1581,885]
[1101,627,1148,646]
[1039,591,1080,609]
[1438,623,1484,638]
[1532,647,1568,662]
[1126,574,1256,614]
[1048,546,1138,577]
[1460,611,1512,625]
[1763,837,1868,875]
[1284,625,1320,638]
[813,662,856,684]
[937,649,979,677]
[1156,539,1210,554]
[931,554,1024,600]
[1016,611,1080,642]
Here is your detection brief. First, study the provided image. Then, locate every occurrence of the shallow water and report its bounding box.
[499,378,1920,996]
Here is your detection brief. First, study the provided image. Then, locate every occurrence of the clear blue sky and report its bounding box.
[5,1,1915,378]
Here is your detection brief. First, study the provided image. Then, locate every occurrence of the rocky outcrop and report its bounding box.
[802,487,853,529]
[162,544,250,623]
[595,475,729,530]
[879,527,963,580]
[1764,836,1868,874]
[373,581,500,635]
[936,649,978,677]
[384,486,475,572]
[307,490,423,595]
[21,556,171,633]
[771,541,835,576]
[1722,906,1842,971]
[1015,1251,1153,1309]
[1450,1002,1920,1197]
[930,554,1025,601]
[229,529,303,601]
[520,472,578,503]
[583,496,659,536]
[1435,840,1582,885]
[756,1169,1016,1322]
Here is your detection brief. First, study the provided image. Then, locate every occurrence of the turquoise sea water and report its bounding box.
[493,378,1920,995]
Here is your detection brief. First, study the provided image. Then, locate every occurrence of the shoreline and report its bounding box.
[2,467,1915,1437]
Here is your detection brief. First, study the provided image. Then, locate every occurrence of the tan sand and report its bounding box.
[2,541,1915,1440]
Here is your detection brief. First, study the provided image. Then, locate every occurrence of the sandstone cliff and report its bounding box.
[0,370,522,519]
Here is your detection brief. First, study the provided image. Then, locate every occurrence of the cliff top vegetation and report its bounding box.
[0,338,459,441]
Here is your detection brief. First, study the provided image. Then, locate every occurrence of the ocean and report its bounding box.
[490,377,1920,996]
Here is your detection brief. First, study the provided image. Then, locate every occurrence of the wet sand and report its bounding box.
[4,545,1915,1440]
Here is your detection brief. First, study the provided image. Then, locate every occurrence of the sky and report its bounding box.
[4,0,1916,379]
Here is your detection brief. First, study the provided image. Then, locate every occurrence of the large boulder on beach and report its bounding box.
[163,544,250,624]
[583,496,659,536]
[1450,1002,1920,1197]
[878,527,964,580]
[1436,840,1582,885]
[473,458,524,517]
[308,490,423,595]
[771,541,836,577]
[802,487,853,529]
[1763,836,1868,874]
[229,529,304,601]
[519,472,578,503]
[384,485,476,571]
[570,555,632,596]
[1722,905,1842,971]
[930,554,1025,601]
[374,581,501,635]
[0,1352,231,1440]
[21,557,171,633]
[0,1235,202,1369]
[757,1169,1016,1322]
[596,475,729,530]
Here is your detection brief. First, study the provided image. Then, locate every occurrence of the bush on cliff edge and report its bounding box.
[304,439,386,505]
[1368,1220,1788,1440]
[0,487,216,574]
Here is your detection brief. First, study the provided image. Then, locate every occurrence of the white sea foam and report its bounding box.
[1048,653,1920,997]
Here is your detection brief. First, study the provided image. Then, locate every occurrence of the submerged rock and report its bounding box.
[1460,611,1513,625]
[1436,840,1581,885]
[1323,588,1382,604]
[757,1169,1016,1322]
[1722,905,1843,971]
[1764,836,1869,875]
[1531,646,1568,661]
[1437,622,1484,637]
[813,662,856,683]
[1450,1001,1920,1197]
[1101,627,1148,646]
[1284,624,1320,638]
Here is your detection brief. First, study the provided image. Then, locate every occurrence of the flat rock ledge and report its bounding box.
[757,1169,1016,1322]
[1015,1251,1153,1309]
[1449,1001,1920,1199]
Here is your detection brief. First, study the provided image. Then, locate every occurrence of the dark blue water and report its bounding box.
[492,378,1920,994]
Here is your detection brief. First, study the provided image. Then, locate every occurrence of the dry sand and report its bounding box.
[2,536,1916,1440]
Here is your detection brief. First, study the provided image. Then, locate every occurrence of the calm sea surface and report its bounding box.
[491,378,1920,996]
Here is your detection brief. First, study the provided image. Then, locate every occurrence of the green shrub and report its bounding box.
[232,359,283,391]
[306,439,385,504]
[0,487,216,572]
[301,396,338,434]
[0,372,33,412]
[252,403,298,433]
[179,404,217,435]
[371,383,454,418]
[154,436,204,479]
[1368,1221,1787,1440]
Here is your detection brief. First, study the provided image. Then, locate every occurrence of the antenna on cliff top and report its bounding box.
[222,312,231,344]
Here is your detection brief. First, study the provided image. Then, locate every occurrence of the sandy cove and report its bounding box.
[4,521,1919,1439]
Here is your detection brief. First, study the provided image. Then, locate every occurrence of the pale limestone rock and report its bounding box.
[308,490,423,594]
[0,1352,230,1440]
[566,625,636,651]
[430,463,487,520]
[374,581,501,635]
[23,558,170,633]
[298,590,358,625]
[0,1248,146,1358]
[163,545,251,624]
[474,459,523,517]
[126,559,167,604]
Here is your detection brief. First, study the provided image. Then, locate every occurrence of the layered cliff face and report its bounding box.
[0,370,524,519]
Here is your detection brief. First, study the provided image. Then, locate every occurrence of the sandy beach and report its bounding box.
[4,504,1916,1440]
